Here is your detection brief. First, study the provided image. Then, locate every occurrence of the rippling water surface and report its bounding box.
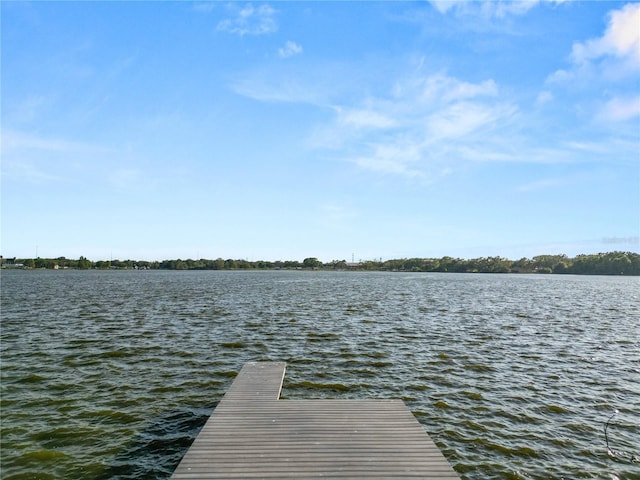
[1,270,638,479]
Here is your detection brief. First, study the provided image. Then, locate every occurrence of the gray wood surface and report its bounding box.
[171,361,459,479]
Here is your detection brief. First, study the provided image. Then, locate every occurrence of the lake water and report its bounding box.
[1,270,638,479]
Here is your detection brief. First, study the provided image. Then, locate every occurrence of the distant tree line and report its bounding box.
[2,252,639,275]
[368,252,640,275]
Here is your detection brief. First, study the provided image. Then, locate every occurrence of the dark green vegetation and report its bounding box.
[2,252,639,275]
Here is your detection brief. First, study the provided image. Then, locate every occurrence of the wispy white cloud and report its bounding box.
[231,74,320,103]
[2,130,81,183]
[1,159,63,184]
[548,3,640,83]
[515,177,567,192]
[393,72,498,102]
[429,0,566,18]
[1,129,112,154]
[1,146,63,184]
[234,54,629,181]
[536,91,553,105]
[563,140,611,155]
[278,40,302,58]
[314,71,519,178]
[332,62,628,175]
[1,129,134,186]
[429,1,455,15]
[597,95,640,122]
[335,107,397,130]
[351,141,425,178]
[192,2,216,14]
[545,68,572,85]
[571,3,640,67]
[545,3,640,124]
[217,3,277,36]
[562,137,639,168]
[229,61,353,104]
[425,101,515,142]
[6,95,49,125]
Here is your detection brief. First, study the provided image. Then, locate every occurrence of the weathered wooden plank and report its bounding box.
[218,361,286,403]
[171,361,459,479]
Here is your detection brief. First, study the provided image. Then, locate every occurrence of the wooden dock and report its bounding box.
[170,362,459,479]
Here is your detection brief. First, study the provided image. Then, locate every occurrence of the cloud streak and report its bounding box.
[1,129,157,190]
[2,129,112,155]
[217,3,277,36]
[598,96,640,122]
[515,177,566,192]
[429,0,567,18]
[278,40,302,58]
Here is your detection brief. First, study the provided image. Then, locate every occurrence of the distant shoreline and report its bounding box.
[2,251,638,275]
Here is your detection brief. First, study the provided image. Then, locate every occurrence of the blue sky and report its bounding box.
[2,1,639,262]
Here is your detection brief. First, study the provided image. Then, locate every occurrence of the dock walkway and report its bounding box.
[171,361,459,479]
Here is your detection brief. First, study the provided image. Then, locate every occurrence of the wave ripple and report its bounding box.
[1,270,638,479]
